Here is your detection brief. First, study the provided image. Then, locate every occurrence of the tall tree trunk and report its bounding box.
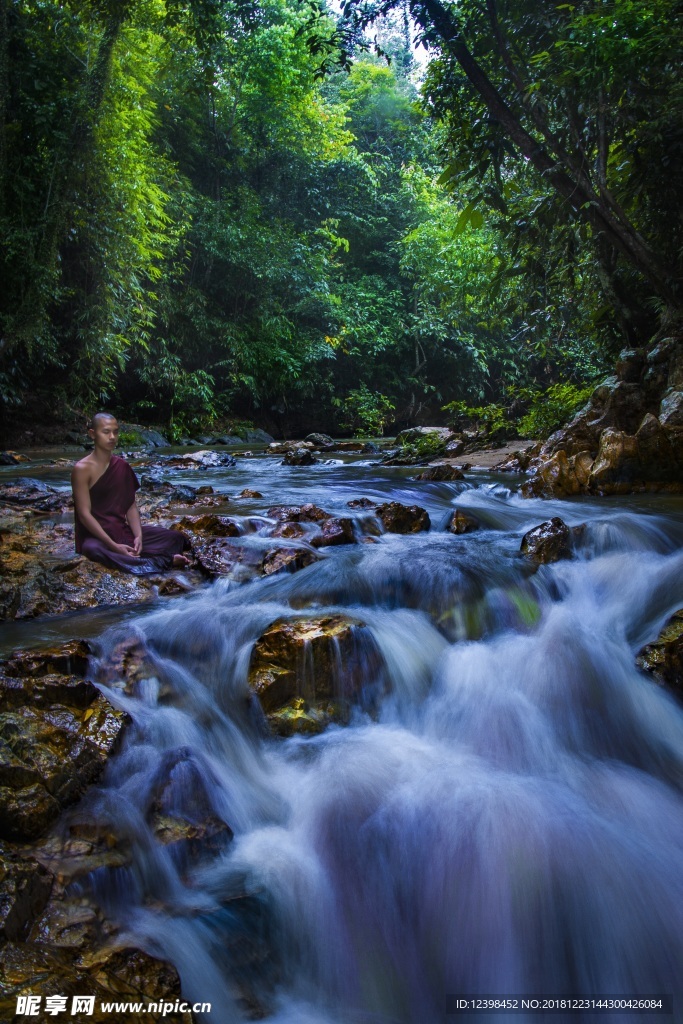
[409,0,681,308]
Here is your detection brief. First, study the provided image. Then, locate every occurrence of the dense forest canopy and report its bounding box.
[0,0,681,440]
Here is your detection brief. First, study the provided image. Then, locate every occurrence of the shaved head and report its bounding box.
[90,411,118,429]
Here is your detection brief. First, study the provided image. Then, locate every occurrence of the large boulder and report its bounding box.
[520,517,573,564]
[282,448,317,466]
[374,502,430,534]
[248,615,387,735]
[521,449,594,498]
[305,433,334,447]
[395,426,455,445]
[241,428,274,444]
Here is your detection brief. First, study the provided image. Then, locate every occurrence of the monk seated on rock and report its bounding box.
[71,412,191,574]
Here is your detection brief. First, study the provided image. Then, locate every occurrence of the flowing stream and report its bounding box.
[11,453,683,1022]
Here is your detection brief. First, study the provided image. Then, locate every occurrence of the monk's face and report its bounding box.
[89,416,119,452]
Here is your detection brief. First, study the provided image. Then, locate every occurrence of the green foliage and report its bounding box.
[442,401,510,438]
[332,384,395,436]
[516,383,594,440]
[397,431,448,459]
[1,0,664,441]
[117,431,142,447]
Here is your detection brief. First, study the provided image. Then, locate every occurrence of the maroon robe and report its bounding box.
[75,455,189,574]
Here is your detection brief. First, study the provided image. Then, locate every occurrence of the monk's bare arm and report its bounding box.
[126,500,143,555]
[71,463,133,554]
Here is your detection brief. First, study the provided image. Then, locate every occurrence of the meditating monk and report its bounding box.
[71,412,191,574]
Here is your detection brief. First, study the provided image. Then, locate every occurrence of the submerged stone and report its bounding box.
[415,464,465,482]
[446,509,480,534]
[248,615,387,735]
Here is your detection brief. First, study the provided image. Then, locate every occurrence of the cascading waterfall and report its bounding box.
[59,469,683,1024]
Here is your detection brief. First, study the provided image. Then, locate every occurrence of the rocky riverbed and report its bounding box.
[1,432,682,1021]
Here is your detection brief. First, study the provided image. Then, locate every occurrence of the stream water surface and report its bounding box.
[4,451,683,1023]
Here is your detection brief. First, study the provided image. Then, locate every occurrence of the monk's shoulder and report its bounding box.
[72,455,95,483]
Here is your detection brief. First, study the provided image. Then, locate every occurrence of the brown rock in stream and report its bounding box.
[636,610,683,696]
[446,510,480,534]
[171,513,241,537]
[282,448,318,466]
[520,518,572,564]
[261,547,318,576]
[267,503,329,523]
[375,502,430,533]
[0,941,192,1023]
[415,465,465,482]
[249,615,387,735]
[0,841,53,942]
[0,643,128,841]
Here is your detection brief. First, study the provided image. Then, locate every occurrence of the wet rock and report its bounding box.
[305,433,334,447]
[215,434,244,446]
[267,503,329,523]
[266,503,352,547]
[0,550,160,622]
[311,517,356,547]
[190,538,261,579]
[171,514,240,538]
[415,464,465,482]
[94,636,152,697]
[520,517,572,564]
[0,690,128,841]
[615,348,645,383]
[446,510,480,534]
[0,842,53,942]
[3,640,91,680]
[347,497,376,509]
[271,522,306,541]
[0,451,30,465]
[249,615,387,735]
[138,476,199,503]
[374,502,430,534]
[636,610,683,696]
[118,422,170,448]
[269,440,314,454]
[238,488,263,498]
[261,547,318,577]
[659,388,683,428]
[0,941,190,1024]
[588,429,643,493]
[242,428,274,444]
[0,643,128,841]
[0,478,71,514]
[329,441,366,452]
[522,449,593,498]
[171,449,236,468]
[282,448,317,466]
[150,813,233,874]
